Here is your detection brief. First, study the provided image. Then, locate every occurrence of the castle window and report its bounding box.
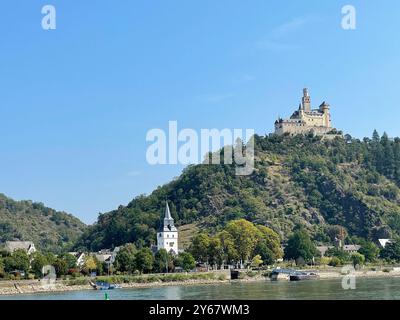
[170,242,174,247]
[167,234,169,238]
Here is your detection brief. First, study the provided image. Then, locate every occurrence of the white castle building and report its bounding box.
[157,201,179,254]
[274,88,339,137]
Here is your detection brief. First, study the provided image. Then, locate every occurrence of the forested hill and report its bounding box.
[0,194,86,253]
[75,131,400,251]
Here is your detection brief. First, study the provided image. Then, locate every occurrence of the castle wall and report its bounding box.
[301,112,326,127]
[275,122,333,136]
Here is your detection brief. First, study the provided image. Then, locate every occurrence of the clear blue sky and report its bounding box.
[1,0,400,224]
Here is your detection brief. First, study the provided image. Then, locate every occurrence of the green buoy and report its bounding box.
[104,292,109,300]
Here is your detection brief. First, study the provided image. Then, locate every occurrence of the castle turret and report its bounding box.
[302,88,311,112]
[319,101,331,127]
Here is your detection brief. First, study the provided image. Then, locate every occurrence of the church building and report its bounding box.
[157,201,179,254]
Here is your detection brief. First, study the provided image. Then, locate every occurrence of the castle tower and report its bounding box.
[157,201,178,254]
[319,101,331,128]
[302,88,311,112]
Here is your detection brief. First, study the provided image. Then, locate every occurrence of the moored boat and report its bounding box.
[289,272,319,281]
[270,268,296,281]
[270,269,320,281]
[90,281,121,290]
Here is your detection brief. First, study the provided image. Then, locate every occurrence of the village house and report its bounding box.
[342,245,361,254]
[316,244,361,257]
[4,241,36,255]
[378,239,393,248]
[316,245,332,257]
[68,252,86,267]
[94,247,120,265]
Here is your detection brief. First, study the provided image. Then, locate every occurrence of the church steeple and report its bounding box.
[162,201,176,231]
[157,201,178,254]
[164,201,172,220]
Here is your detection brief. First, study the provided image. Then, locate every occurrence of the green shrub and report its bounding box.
[246,271,258,278]
[328,257,342,267]
[66,278,89,286]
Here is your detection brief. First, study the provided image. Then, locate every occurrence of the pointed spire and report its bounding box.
[165,201,172,220]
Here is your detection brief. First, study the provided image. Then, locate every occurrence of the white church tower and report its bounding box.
[157,201,178,254]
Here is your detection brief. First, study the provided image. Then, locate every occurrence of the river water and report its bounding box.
[1,277,399,300]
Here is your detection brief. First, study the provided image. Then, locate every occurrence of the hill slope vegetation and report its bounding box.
[0,194,86,253]
[75,131,400,251]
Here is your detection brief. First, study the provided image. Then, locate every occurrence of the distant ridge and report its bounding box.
[0,193,86,253]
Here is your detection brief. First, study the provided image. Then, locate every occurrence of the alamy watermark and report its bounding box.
[341,5,356,30]
[41,265,57,290]
[41,5,56,30]
[146,121,255,176]
[341,265,356,290]
[40,5,356,32]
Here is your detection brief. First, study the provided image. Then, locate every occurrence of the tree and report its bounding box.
[381,132,395,178]
[358,241,379,262]
[93,256,104,275]
[0,259,4,278]
[58,253,77,269]
[44,252,56,266]
[175,252,196,271]
[254,242,275,265]
[256,225,283,260]
[284,230,317,264]
[325,225,347,242]
[351,252,365,268]
[251,255,263,268]
[4,249,30,274]
[217,230,239,265]
[114,243,136,273]
[380,241,400,262]
[31,252,48,278]
[135,248,154,273]
[154,249,169,273]
[225,219,259,262]
[84,256,97,274]
[320,256,331,266]
[189,233,211,264]
[208,237,224,268]
[325,247,350,263]
[328,256,341,267]
[53,257,68,277]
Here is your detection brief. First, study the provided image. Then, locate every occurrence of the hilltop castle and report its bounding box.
[274,88,339,137]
